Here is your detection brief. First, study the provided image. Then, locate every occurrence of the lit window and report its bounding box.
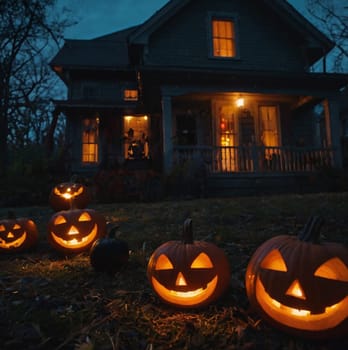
[259,106,279,147]
[212,19,236,57]
[123,115,149,160]
[82,118,99,163]
[124,89,138,101]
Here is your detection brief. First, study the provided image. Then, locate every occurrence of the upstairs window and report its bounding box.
[211,17,236,58]
[82,117,99,163]
[124,89,138,101]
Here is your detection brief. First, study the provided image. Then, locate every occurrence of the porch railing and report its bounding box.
[173,145,334,174]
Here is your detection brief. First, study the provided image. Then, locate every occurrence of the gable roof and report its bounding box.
[129,0,334,62]
[50,0,335,70]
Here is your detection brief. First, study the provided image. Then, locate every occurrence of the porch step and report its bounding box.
[206,173,316,197]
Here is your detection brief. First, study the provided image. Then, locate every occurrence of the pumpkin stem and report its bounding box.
[298,215,324,243]
[182,218,194,244]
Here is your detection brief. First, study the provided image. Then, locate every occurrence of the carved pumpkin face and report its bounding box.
[47,209,106,254]
[0,216,38,253]
[49,182,91,211]
[147,219,230,308]
[245,216,348,339]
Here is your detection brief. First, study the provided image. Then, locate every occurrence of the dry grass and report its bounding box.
[0,192,347,349]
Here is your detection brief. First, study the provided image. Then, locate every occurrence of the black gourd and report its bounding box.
[90,224,129,274]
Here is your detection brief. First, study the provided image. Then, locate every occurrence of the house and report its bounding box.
[50,0,348,197]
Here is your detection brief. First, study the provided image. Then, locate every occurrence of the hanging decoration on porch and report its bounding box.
[47,208,106,254]
[245,215,348,339]
[49,182,91,212]
[0,212,38,253]
[147,218,230,308]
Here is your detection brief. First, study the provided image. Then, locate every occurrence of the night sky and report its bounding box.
[59,0,307,40]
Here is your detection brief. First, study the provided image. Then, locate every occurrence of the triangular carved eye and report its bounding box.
[261,249,287,272]
[54,215,67,225]
[0,224,5,231]
[79,212,91,221]
[155,254,174,270]
[13,224,21,230]
[314,258,348,282]
[191,253,213,269]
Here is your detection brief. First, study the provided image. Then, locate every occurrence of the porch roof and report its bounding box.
[53,99,132,109]
[53,99,144,115]
[140,67,348,92]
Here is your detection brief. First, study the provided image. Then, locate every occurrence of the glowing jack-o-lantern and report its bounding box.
[49,182,91,212]
[245,216,348,339]
[0,213,38,253]
[147,218,230,308]
[47,208,106,254]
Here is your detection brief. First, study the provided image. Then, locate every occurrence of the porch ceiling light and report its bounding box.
[236,97,244,108]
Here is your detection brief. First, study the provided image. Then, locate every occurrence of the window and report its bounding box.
[123,115,150,160]
[124,89,138,101]
[82,118,99,163]
[211,18,236,58]
[259,106,280,147]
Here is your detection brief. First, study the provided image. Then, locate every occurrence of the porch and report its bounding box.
[172,145,335,196]
[173,145,334,174]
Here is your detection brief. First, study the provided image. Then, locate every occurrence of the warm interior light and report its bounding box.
[255,276,348,330]
[152,275,218,306]
[62,193,72,199]
[124,89,138,101]
[260,249,288,271]
[236,97,244,108]
[53,66,63,73]
[314,257,348,281]
[286,279,306,300]
[191,253,214,268]
[155,254,174,270]
[176,272,188,286]
[68,226,79,235]
[51,224,98,248]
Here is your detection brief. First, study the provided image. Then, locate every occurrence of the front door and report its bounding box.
[216,105,237,171]
[123,115,150,161]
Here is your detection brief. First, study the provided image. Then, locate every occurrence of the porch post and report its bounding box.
[162,94,174,174]
[323,97,342,168]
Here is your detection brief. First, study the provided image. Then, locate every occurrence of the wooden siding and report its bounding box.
[144,0,307,72]
[70,79,138,102]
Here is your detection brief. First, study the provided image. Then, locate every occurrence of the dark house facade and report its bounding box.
[50,0,348,195]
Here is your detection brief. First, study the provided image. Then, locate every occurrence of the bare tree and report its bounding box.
[306,0,348,72]
[0,0,73,176]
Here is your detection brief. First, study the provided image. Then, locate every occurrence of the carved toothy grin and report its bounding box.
[256,277,348,330]
[151,275,218,306]
[50,224,98,249]
[0,232,27,249]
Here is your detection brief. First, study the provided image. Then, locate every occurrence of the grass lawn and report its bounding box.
[0,192,347,349]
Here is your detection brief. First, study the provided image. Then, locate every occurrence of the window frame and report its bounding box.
[81,117,99,164]
[123,89,139,101]
[258,104,281,147]
[207,12,240,60]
